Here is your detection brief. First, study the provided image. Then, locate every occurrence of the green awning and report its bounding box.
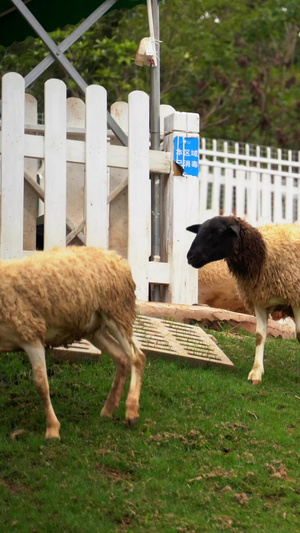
[0,0,146,46]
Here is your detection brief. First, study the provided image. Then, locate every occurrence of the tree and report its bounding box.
[0,0,299,149]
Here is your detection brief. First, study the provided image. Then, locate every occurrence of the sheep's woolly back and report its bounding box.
[198,260,247,313]
[227,220,300,313]
[0,246,137,343]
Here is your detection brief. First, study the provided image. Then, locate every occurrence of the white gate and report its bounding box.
[0,72,199,304]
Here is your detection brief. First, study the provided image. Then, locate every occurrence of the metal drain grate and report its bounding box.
[133,315,234,369]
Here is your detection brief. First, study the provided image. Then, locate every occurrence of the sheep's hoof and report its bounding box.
[45,432,61,440]
[45,420,61,440]
[100,407,114,418]
[127,416,139,428]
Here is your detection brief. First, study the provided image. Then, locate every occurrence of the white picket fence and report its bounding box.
[199,138,300,226]
[2,72,298,306]
[0,72,199,304]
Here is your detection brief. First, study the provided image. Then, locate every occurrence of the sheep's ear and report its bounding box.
[186,224,201,234]
[228,223,240,237]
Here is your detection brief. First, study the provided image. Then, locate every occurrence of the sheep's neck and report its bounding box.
[226,222,267,282]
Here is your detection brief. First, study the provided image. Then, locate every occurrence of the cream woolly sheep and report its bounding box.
[0,246,145,439]
[187,216,299,384]
[198,260,248,313]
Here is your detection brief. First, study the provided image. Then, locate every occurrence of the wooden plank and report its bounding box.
[44,79,67,249]
[66,219,86,245]
[24,170,44,201]
[16,134,171,174]
[109,101,129,258]
[85,85,108,247]
[127,91,151,300]
[0,72,25,259]
[66,97,85,228]
[24,94,38,251]
[107,177,128,204]
[66,217,86,245]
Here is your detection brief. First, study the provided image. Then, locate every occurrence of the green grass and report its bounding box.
[0,327,299,532]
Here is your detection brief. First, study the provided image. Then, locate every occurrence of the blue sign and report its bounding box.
[173,136,199,177]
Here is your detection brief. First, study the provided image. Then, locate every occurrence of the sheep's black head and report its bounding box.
[186,216,241,269]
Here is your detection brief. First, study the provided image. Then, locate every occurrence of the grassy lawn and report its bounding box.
[0,325,299,532]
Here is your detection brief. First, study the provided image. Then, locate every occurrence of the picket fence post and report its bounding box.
[127,91,151,300]
[44,79,67,249]
[85,84,108,248]
[163,111,199,304]
[0,72,25,258]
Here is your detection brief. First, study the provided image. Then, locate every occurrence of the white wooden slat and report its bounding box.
[160,104,175,136]
[297,190,300,224]
[20,134,171,174]
[0,72,25,258]
[44,79,67,249]
[285,176,294,223]
[248,172,258,224]
[127,91,151,300]
[198,165,209,218]
[162,111,199,304]
[211,166,221,214]
[170,174,199,304]
[235,169,246,218]
[85,85,108,248]
[273,175,283,223]
[260,173,272,225]
[199,165,208,209]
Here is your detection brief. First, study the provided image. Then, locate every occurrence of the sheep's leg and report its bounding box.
[104,317,146,426]
[248,306,268,384]
[87,328,130,418]
[291,305,300,342]
[22,340,61,439]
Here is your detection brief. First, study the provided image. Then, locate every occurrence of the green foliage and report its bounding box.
[0,1,300,148]
[0,328,299,531]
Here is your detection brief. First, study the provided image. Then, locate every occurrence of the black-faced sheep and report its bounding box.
[0,246,146,438]
[187,216,299,384]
